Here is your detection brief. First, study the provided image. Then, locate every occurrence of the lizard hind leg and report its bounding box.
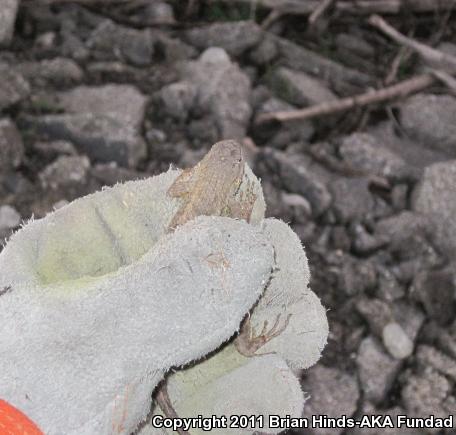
[234,313,292,357]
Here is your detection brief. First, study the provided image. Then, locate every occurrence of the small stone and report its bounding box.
[158,81,197,120]
[392,301,425,344]
[0,118,23,174]
[376,266,406,302]
[339,132,410,181]
[0,63,30,110]
[249,36,278,65]
[20,113,146,168]
[351,223,388,255]
[355,297,393,337]
[412,160,456,258]
[416,345,456,382]
[91,162,142,186]
[39,155,90,190]
[155,34,197,62]
[410,268,455,325]
[335,33,375,57]
[180,47,252,139]
[0,0,19,46]
[257,148,331,217]
[330,177,375,223]
[382,322,414,360]
[402,369,451,422]
[267,66,336,107]
[57,84,148,129]
[33,140,77,159]
[400,94,456,156]
[338,256,377,296]
[184,21,262,57]
[302,365,359,435]
[0,205,21,233]
[19,58,84,86]
[144,1,174,21]
[87,19,154,66]
[357,336,401,404]
[281,192,312,223]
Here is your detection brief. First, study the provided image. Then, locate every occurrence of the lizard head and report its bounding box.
[210,140,245,192]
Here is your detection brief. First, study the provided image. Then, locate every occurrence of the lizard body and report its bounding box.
[167,140,256,231]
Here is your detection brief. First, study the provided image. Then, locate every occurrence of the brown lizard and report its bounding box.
[167,139,290,355]
[167,139,255,231]
[156,141,289,432]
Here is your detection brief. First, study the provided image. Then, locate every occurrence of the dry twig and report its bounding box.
[369,14,456,72]
[255,74,435,123]
[431,69,456,95]
[207,0,456,15]
[308,0,334,24]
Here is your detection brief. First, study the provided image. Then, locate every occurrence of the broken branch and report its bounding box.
[369,14,456,72]
[255,74,435,123]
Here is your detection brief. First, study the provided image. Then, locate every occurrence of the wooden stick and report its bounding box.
[431,69,456,95]
[207,0,456,15]
[308,0,334,24]
[369,14,456,72]
[255,74,435,123]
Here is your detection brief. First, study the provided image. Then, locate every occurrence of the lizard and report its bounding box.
[167,139,290,355]
[156,141,289,433]
[166,139,255,231]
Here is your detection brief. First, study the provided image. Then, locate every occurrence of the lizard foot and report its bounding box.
[234,313,292,357]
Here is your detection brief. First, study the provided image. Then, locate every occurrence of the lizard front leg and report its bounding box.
[224,179,257,223]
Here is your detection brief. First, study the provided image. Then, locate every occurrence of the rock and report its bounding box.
[416,345,456,382]
[184,21,262,57]
[281,192,311,223]
[329,226,351,251]
[275,36,373,95]
[0,118,24,173]
[267,66,336,107]
[337,256,377,296]
[249,35,278,65]
[412,160,456,259]
[0,205,21,240]
[351,223,388,255]
[376,266,406,302]
[400,94,456,156]
[18,58,84,86]
[158,81,197,120]
[180,47,252,139]
[39,155,90,191]
[339,133,411,181]
[86,19,155,66]
[0,63,31,110]
[392,301,425,344]
[144,1,174,21]
[355,297,393,337]
[348,405,426,435]
[357,336,402,404]
[257,148,331,217]
[0,0,19,46]
[382,322,414,360]
[32,140,77,160]
[302,365,359,435]
[330,177,375,223]
[402,369,452,424]
[410,268,455,325]
[20,113,146,168]
[155,34,197,62]
[335,33,375,57]
[57,84,148,129]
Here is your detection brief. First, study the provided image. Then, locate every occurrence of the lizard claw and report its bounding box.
[234,313,292,357]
